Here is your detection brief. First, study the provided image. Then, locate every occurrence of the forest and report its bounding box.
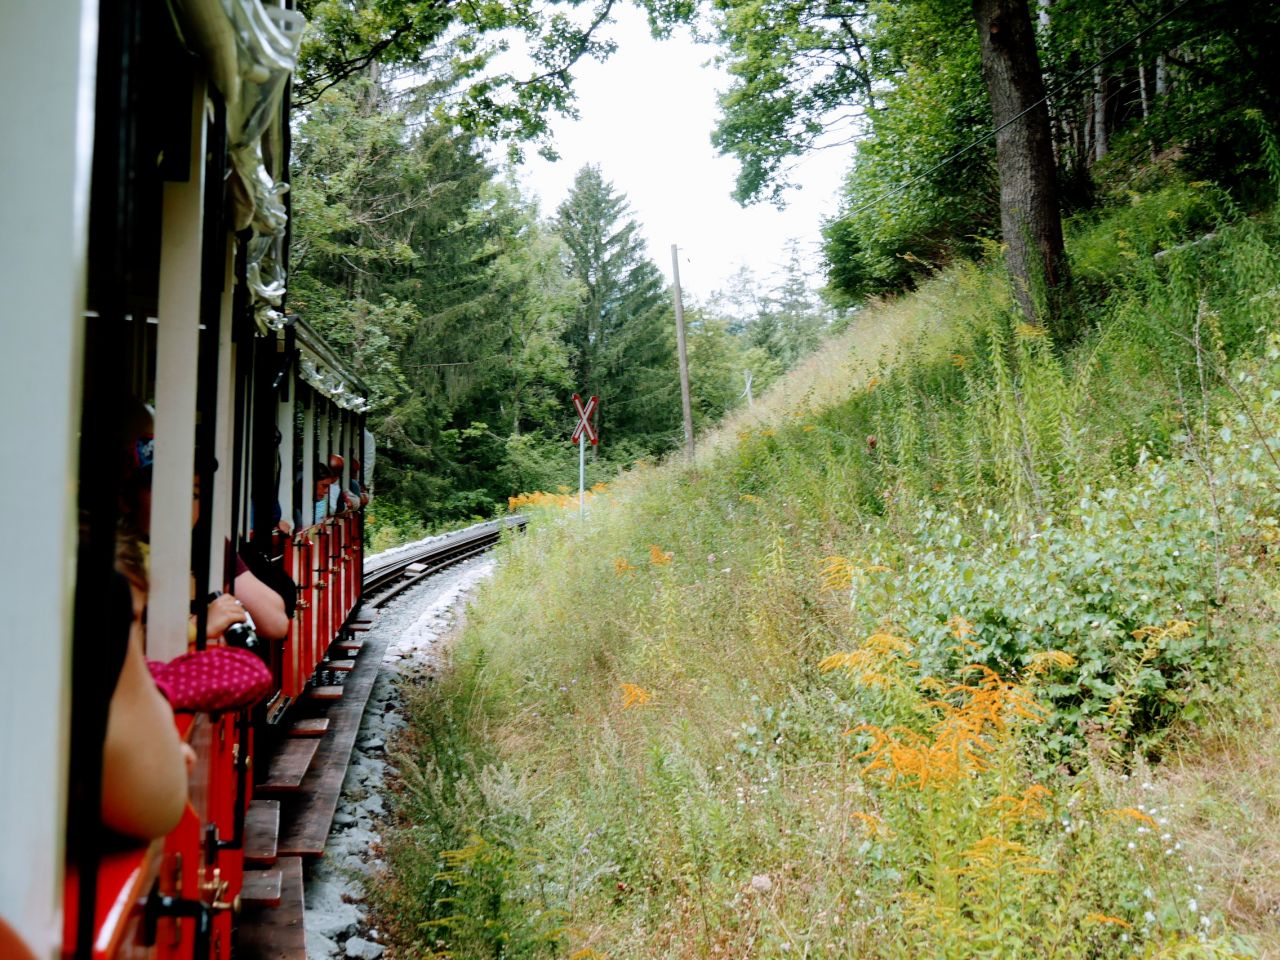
[290,0,1280,538]
[287,0,1280,957]
[288,50,832,536]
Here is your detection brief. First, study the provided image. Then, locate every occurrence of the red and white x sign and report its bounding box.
[571,393,599,446]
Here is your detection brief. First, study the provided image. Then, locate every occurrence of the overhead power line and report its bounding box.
[841,0,1198,221]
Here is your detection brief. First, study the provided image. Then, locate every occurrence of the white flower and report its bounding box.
[1144,911,1156,925]
[1127,841,1137,850]
[1188,899,1198,914]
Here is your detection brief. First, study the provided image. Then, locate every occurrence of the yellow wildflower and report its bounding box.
[648,544,673,565]
[1085,913,1132,928]
[619,683,651,709]
[851,811,894,839]
[1026,649,1077,677]
[990,784,1053,822]
[1106,807,1158,827]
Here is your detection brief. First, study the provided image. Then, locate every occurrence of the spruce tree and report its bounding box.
[555,166,680,455]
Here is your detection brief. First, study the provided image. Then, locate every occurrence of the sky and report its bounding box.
[505,6,854,305]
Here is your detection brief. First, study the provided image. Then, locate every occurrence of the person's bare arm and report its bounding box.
[234,568,289,641]
[100,622,188,839]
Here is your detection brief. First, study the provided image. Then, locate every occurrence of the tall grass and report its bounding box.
[373,184,1280,958]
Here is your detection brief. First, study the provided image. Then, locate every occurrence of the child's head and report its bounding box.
[313,462,333,501]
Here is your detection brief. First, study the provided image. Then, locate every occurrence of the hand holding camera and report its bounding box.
[206,592,261,653]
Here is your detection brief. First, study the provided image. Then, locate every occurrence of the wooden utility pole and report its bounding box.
[671,244,695,461]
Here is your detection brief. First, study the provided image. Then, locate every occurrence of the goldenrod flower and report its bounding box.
[1106,807,1158,827]
[1026,649,1077,677]
[990,784,1053,822]
[648,544,673,565]
[851,811,894,838]
[1085,913,1132,928]
[619,683,651,709]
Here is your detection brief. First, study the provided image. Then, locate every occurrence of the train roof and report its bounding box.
[294,317,371,413]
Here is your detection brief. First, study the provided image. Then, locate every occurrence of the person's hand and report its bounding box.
[206,594,247,638]
[181,743,197,776]
[276,518,293,535]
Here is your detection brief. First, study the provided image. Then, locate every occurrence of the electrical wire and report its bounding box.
[840,0,1199,220]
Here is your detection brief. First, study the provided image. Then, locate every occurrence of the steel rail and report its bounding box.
[361,515,527,607]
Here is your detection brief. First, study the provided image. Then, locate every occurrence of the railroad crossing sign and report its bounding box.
[571,393,599,446]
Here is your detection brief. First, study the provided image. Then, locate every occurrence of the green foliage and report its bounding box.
[822,0,997,301]
[375,193,1280,957]
[295,0,631,156]
[706,0,881,204]
[556,165,682,455]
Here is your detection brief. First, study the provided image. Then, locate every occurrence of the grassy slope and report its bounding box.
[377,184,1280,959]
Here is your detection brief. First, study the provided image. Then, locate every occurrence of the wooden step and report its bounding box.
[335,636,365,651]
[288,717,329,738]
[240,867,283,908]
[244,799,280,867]
[258,738,320,793]
[278,620,392,859]
[307,685,344,702]
[321,660,355,673]
[235,856,304,960]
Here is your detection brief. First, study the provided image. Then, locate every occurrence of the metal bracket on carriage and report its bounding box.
[139,878,218,952]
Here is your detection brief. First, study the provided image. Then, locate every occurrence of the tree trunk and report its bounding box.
[1137,47,1150,120]
[1093,51,1108,164]
[972,0,1070,330]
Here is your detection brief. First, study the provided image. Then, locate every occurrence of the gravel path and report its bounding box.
[303,555,497,960]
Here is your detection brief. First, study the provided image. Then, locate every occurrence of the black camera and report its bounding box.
[205,592,263,655]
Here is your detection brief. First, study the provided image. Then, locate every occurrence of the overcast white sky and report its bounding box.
[505,6,853,304]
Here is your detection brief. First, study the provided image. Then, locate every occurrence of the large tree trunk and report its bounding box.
[972,0,1069,330]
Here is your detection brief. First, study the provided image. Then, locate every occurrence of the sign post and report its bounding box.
[571,393,599,519]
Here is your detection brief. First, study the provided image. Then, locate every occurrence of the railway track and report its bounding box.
[362,515,527,607]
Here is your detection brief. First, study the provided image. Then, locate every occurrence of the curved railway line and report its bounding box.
[362,516,527,607]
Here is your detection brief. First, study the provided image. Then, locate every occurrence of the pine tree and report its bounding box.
[555,166,680,455]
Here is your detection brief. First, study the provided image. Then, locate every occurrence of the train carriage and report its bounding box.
[1,2,373,958]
